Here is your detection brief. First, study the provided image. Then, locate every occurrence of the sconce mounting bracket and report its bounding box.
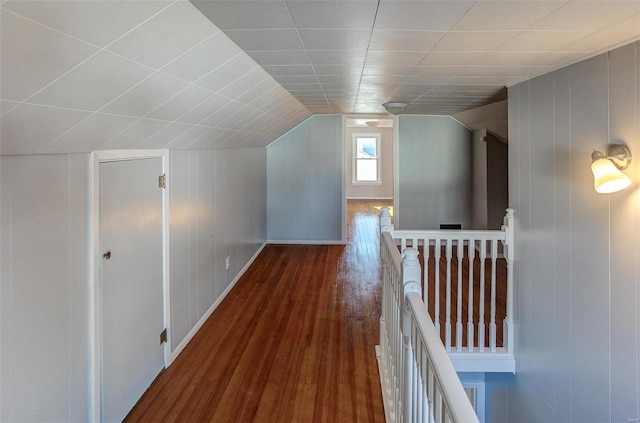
[607,144,632,170]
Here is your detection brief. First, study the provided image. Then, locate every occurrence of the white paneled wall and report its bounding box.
[267,115,344,243]
[396,115,472,229]
[0,154,90,422]
[0,148,266,421]
[487,41,640,423]
[170,148,266,348]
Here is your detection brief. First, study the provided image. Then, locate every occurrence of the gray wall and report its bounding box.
[487,42,640,423]
[345,126,394,199]
[267,115,344,242]
[472,129,488,229]
[396,115,472,229]
[0,148,267,421]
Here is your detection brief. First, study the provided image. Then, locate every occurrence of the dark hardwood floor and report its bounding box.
[125,200,390,422]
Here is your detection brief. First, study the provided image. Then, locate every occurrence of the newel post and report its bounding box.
[501,208,515,357]
[380,206,392,233]
[402,248,421,423]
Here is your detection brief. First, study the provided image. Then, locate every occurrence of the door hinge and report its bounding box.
[160,328,167,345]
[159,174,166,189]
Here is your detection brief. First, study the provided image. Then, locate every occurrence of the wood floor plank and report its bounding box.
[125,200,388,422]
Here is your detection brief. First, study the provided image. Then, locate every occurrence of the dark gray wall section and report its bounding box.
[397,115,472,229]
[267,115,343,242]
[486,133,508,230]
[488,41,640,422]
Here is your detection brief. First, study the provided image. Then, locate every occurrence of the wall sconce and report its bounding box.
[591,144,632,193]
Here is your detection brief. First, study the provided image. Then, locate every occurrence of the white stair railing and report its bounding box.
[382,209,515,373]
[377,213,479,423]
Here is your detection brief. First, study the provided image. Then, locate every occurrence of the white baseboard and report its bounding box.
[168,241,267,364]
[267,239,346,245]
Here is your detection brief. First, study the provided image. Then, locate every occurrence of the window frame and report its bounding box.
[352,132,382,185]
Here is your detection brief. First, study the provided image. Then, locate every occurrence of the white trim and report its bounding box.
[89,149,170,423]
[267,239,346,245]
[346,197,394,200]
[169,241,267,362]
[352,132,382,184]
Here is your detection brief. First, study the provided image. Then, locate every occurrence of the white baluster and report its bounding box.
[445,239,452,352]
[478,240,486,352]
[456,238,464,352]
[434,239,441,334]
[467,240,475,352]
[423,239,431,313]
[490,239,498,352]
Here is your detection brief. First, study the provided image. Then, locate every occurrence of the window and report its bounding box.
[353,134,381,183]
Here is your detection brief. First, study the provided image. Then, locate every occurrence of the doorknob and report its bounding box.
[103,250,111,260]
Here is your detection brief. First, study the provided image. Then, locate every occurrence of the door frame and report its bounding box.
[89,149,171,422]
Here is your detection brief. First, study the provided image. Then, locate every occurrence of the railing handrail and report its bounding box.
[406,291,479,423]
[392,228,506,241]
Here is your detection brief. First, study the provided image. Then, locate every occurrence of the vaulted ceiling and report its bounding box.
[1,1,639,155]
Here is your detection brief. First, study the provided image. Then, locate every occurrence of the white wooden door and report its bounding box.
[99,158,165,422]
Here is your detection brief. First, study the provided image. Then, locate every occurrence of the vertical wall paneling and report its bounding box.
[396,116,472,229]
[608,43,639,422]
[267,115,343,243]
[489,41,640,423]
[169,147,267,354]
[552,65,573,423]
[0,154,90,422]
[569,53,611,423]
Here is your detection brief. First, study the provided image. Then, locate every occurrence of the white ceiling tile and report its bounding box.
[107,2,216,69]
[1,100,18,115]
[0,103,90,155]
[99,118,168,150]
[248,88,288,110]
[39,113,138,154]
[246,50,310,66]
[261,65,316,75]
[363,65,416,76]
[366,50,427,66]
[217,68,270,97]
[369,30,444,51]
[479,51,587,67]
[272,75,319,84]
[561,30,640,53]
[451,1,565,31]
[101,72,189,117]
[609,13,640,31]
[199,101,245,127]
[223,29,304,50]
[313,65,363,77]
[496,31,595,52]
[418,52,488,66]
[0,10,98,101]
[281,82,322,91]
[137,122,192,149]
[307,50,366,65]
[195,54,259,91]
[161,32,241,83]
[191,1,294,30]
[433,31,519,51]
[178,94,232,125]
[3,1,171,48]
[166,125,211,149]
[299,29,371,50]
[29,51,152,111]
[529,1,640,31]
[375,1,474,31]
[236,79,281,104]
[146,85,214,122]
[287,1,377,29]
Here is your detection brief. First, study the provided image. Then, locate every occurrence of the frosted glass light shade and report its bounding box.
[591,158,632,193]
